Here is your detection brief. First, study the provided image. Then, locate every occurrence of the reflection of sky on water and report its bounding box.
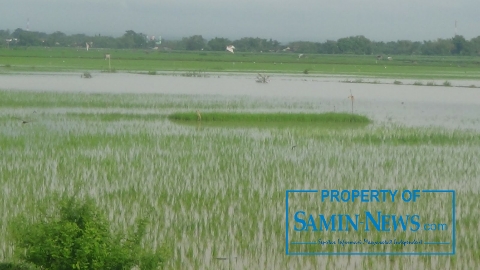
[1,72,480,130]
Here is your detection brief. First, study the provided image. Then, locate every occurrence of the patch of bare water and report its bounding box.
[1,72,480,130]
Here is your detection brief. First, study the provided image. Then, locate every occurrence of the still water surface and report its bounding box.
[1,72,480,130]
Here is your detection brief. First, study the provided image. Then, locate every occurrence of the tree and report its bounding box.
[320,40,339,54]
[287,41,319,53]
[183,35,206,50]
[45,31,67,46]
[118,30,148,49]
[421,39,453,55]
[451,35,469,55]
[17,31,42,46]
[470,36,480,55]
[207,37,232,51]
[337,35,372,55]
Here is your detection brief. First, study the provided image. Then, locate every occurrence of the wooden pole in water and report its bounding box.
[348,90,354,114]
[196,110,201,121]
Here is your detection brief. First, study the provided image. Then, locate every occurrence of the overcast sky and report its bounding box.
[1,0,479,43]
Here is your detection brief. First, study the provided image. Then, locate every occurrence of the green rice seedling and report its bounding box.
[443,80,452,87]
[426,81,436,86]
[0,89,479,269]
[393,80,403,85]
[167,111,371,124]
[413,81,423,86]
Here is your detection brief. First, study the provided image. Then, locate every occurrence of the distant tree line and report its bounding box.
[1,28,480,56]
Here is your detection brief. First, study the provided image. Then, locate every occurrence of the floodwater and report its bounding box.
[1,72,480,130]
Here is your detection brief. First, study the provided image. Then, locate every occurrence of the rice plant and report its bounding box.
[0,89,479,269]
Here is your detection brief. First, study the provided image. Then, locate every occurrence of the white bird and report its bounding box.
[226,45,235,53]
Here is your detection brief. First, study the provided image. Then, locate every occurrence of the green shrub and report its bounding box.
[10,196,169,270]
[0,262,39,270]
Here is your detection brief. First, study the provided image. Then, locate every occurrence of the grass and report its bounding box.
[0,89,479,269]
[167,112,372,124]
[0,47,479,79]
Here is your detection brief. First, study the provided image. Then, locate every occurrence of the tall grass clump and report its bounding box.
[81,72,92,78]
[180,70,209,77]
[9,196,170,270]
[443,80,452,87]
[167,112,371,123]
[413,81,423,86]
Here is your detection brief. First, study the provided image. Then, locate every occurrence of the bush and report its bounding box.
[0,262,39,270]
[10,196,169,270]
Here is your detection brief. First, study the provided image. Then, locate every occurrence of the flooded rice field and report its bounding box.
[1,72,480,269]
[1,72,480,130]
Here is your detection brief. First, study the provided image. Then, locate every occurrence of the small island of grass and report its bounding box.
[168,112,372,126]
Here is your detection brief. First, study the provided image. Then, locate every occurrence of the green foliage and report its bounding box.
[337,35,373,55]
[393,80,403,85]
[10,196,169,270]
[168,112,372,123]
[183,35,206,51]
[2,26,480,56]
[207,37,232,51]
[443,80,452,86]
[0,262,39,270]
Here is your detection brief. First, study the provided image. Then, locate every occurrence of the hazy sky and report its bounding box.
[2,0,479,43]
